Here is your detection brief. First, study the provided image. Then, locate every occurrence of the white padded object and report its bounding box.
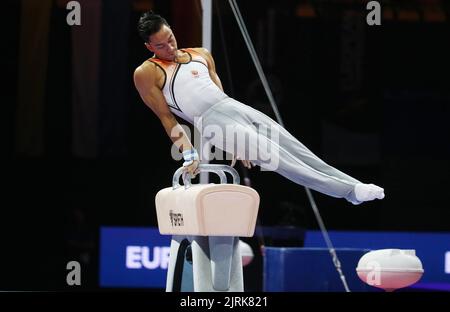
[356,249,424,291]
[239,240,254,266]
[155,183,260,237]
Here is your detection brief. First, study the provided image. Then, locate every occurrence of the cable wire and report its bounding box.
[227,0,350,292]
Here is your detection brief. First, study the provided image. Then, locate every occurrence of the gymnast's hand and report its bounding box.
[183,159,200,177]
[182,148,200,177]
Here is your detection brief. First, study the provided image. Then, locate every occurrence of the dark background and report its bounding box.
[2,0,449,290]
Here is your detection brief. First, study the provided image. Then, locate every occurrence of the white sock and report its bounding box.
[354,183,385,202]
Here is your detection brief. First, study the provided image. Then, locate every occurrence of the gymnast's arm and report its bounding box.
[133,62,199,174]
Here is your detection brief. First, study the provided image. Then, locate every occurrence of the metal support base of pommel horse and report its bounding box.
[165,235,243,292]
[155,165,260,292]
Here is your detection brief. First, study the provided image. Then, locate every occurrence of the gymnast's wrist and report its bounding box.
[182,148,199,167]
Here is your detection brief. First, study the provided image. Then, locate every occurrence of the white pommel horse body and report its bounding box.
[155,164,260,292]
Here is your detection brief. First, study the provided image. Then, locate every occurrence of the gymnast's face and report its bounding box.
[146,24,178,61]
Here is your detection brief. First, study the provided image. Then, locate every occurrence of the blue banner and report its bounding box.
[99,227,171,288]
[99,227,450,291]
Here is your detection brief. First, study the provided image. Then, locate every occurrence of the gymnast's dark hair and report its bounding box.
[137,11,170,43]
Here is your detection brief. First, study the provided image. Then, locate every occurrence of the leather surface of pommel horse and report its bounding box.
[155,164,260,292]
